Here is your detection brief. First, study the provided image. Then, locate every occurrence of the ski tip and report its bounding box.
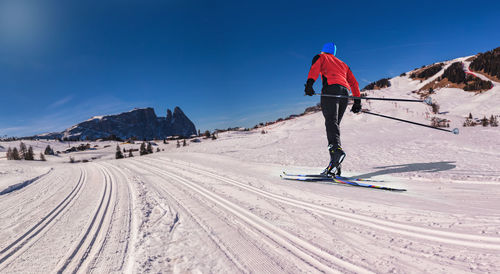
[452,128,459,135]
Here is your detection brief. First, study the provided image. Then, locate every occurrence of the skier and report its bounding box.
[304,42,362,176]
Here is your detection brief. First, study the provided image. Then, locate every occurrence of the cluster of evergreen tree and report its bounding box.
[139,142,154,156]
[410,63,444,79]
[490,115,499,127]
[463,113,499,127]
[362,78,391,91]
[442,62,466,83]
[440,62,493,91]
[6,142,35,161]
[469,47,500,80]
[115,142,157,159]
[463,76,493,91]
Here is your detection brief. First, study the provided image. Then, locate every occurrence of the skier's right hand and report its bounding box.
[304,79,315,96]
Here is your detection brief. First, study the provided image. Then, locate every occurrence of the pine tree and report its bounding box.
[204,130,211,138]
[490,115,499,127]
[176,140,180,148]
[12,147,20,160]
[40,153,46,161]
[468,113,473,119]
[128,150,134,157]
[163,138,167,144]
[147,142,153,154]
[19,142,27,159]
[482,116,489,127]
[116,145,124,159]
[140,142,147,155]
[44,145,54,155]
[6,147,12,160]
[25,146,35,160]
[182,139,187,147]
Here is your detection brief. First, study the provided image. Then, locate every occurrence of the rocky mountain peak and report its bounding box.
[35,106,197,140]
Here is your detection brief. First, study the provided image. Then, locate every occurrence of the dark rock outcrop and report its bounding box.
[36,107,196,140]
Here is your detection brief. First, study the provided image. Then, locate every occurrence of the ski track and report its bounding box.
[144,157,500,251]
[130,158,372,274]
[98,162,134,273]
[0,169,64,220]
[120,162,252,273]
[0,168,86,270]
[55,164,115,274]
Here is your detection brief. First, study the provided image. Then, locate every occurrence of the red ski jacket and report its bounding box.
[307,53,360,97]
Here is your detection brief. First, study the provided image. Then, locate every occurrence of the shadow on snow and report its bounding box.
[355,161,456,179]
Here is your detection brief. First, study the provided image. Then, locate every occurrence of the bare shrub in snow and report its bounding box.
[431,103,440,114]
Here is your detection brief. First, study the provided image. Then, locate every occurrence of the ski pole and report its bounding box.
[313,94,432,105]
[361,110,459,135]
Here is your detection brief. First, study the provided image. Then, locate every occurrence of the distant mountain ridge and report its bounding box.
[37,107,197,140]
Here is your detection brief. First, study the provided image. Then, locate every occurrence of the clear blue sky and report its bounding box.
[1,0,499,137]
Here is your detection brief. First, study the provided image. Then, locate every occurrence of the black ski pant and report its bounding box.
[321,84,349,148]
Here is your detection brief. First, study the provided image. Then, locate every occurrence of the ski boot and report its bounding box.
[336,164,342,177]
[321,145,346,177]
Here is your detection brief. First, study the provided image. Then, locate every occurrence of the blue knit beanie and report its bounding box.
[322,42,337,56]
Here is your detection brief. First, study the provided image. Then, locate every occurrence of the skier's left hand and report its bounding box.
[351,99,362,113]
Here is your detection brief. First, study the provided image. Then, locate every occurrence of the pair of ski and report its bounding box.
[281,172,406,192]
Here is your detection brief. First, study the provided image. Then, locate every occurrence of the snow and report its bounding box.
[1,55,500,273]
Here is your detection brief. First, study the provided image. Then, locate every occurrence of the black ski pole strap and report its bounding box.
[361,111,459,135]
[313,94,432,104]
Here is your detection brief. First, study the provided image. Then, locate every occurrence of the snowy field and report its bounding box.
[1,60,500,273]
[1,110,499,273]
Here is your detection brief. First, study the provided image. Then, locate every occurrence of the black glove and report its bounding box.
[304,79,315,96]
[351,99,362,113]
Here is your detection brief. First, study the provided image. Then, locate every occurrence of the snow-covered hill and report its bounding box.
[363,54,500,123]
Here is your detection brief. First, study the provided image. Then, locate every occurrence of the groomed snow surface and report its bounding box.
[1,96,500,273]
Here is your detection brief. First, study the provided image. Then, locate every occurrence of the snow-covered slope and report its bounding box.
[369,55,500,122]
[2,95,499,273]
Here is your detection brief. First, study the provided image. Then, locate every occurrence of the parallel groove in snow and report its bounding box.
[99,162,134,273]
[0,168,86,269]
[120,163,253,273]
[133,159,371,274]
[56,165,114,274]
[150,158,500,250]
